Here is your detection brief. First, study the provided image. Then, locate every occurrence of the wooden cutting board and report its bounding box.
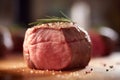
[0,53,120,80]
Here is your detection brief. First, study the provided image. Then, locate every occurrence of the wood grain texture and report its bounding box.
[0,52,120,80]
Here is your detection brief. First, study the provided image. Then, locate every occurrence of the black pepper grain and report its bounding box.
[106,69,109,72]
[109,65,113,69]
[85,71,91,74]
[103,64,107,67]
[90,68,93,71]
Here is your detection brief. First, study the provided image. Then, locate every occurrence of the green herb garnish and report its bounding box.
[29,12,72,26]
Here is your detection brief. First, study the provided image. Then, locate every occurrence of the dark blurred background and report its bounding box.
[0,0,120,28]
[0,0,120,57]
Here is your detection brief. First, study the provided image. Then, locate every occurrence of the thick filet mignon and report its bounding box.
[23,22,91,70]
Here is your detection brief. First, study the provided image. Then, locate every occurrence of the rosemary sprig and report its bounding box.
[29,12,72,26]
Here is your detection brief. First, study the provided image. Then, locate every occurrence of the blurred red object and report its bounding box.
[88,27,118,57]
[11,34,24,53]
[89,31,106,57]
